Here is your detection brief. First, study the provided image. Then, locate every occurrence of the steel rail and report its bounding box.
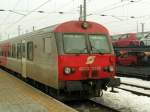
[120,82,150,90]
[117,87,150,97]
[117,83,150,97]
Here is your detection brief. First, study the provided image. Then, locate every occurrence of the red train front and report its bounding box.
[54,21,120,98]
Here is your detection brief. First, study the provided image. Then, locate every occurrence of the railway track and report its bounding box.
[117,72,150,80]
[116,66,150,80]
[65,99,119,112]
[121,82,150,90]
[117,82,150,97]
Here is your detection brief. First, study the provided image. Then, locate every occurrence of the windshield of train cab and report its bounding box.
[89,35,111,54]
[63,34,88,54]
[63,34,111,54]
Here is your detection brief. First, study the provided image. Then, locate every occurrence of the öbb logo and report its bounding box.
[86,56,96,64]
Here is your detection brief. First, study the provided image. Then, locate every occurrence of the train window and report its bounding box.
[17,43,22,59]
[27,42,33,60]
[3,50,4,57]
[5,46,9,57]
[43,37,52,54]
[21,43,25,58]
[126,34,129,38]
[0,48,2,56]
[12,44,16,58]
[3,51,5,57]
[5,47,8,57]
[2,50,4,56]
[8,45,11,57]
[6,50,8,57]
[89,35,111,54]
[63,34,87,54]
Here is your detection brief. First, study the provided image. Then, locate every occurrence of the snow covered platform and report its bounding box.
[0,69,77,112]
[91,88,150,112]
[117,66,150,80]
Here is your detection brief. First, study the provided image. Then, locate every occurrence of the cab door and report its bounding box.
[21,40,27,78]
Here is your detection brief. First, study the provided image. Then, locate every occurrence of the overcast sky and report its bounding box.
[0,0,150,40]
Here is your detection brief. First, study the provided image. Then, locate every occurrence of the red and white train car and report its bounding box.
[0,20,120,99]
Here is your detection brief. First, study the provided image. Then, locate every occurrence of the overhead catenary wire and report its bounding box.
[0,0,77,38]
[0,0,53,34]
[0,0,21,27]
[0,0,138,31]
[90,1,124,15]
[100,13,150,26]
[6,7,150,21]
[0,0,149,38]
[84,0,145,32]
[28,0,77,28]
[89,0,143,16]
[100,0,142,13]
[1,0,77,33]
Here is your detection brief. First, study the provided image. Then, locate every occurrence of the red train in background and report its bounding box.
[116,50,150,66]
[116,50,137,66]
[112,33,141,47]
[0,20,120,100]
[112,33,144,66]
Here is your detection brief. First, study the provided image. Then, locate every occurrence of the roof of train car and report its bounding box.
[0,20,109,44]
[53,20,109,34]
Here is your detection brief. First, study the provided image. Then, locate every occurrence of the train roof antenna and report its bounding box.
[83,0,86,22]
[79,5,83,21]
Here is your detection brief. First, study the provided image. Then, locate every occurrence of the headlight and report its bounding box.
[64,67,72,74]
[103,66,114,72]
[109,66,114,72]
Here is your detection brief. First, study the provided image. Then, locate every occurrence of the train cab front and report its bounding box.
[56,32,120,97]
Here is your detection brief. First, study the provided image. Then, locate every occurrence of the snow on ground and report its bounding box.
[119,84,150,95]
[91,88,150,112]
[119,77,150,88]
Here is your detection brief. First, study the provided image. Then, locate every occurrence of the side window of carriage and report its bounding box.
[27,42,33,61]
[0,47,2,56]
[17,43,22,59]
[12,44,16,58]
[43,37,52,54]
[8,45,11,57]
[21,43,25,58]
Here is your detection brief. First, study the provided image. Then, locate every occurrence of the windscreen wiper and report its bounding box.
[91,46,103,54]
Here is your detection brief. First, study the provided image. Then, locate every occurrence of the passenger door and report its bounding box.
[21,40,27,78]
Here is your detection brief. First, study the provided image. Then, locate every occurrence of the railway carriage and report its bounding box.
[0,20,120,99]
